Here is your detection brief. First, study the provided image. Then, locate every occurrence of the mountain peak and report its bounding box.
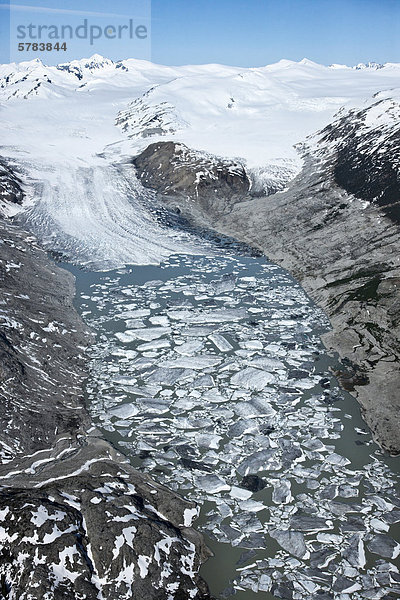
[19,57,44,69]
[57,54,115,71]
[86,54,114,66]
[298,58,320,67]
[354,62,384,70]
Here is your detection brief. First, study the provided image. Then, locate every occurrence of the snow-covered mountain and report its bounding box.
[0,54,400,267]
[306,89,400,223]
[1,54,400,164]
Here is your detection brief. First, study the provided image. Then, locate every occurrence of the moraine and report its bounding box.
[64,235,400,600]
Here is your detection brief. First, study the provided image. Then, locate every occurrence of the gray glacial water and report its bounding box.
[64,245,400,600]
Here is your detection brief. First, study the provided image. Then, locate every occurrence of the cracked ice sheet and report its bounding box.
[76,251,400,599]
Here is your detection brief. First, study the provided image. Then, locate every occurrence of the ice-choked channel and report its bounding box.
[68,246,400,600]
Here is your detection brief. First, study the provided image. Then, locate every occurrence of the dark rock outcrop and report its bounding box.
[0,438,211,600]
[314,94,400,224]
[0,160,24,206]
[133,101,400,454]
[133,141,250,215]
[0,217,211,599]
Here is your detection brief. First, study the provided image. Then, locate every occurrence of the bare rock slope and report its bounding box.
[133,141,250,213]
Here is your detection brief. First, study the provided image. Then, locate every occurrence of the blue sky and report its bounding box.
[152,0,400,66]
[0,0,399,66]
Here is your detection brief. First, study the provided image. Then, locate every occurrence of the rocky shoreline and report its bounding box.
[0,198,211,597]
[133,135,400,456]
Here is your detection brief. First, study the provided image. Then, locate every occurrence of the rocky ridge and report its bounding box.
[133,141,250,214]
[309,90,400,224]
[0,160,23,211]
[132,96,400,455]
[0,174,211,599]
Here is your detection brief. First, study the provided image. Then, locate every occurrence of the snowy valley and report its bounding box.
[0,54,400,600]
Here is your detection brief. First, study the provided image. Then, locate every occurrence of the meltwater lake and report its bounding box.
[64,239,400,600]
